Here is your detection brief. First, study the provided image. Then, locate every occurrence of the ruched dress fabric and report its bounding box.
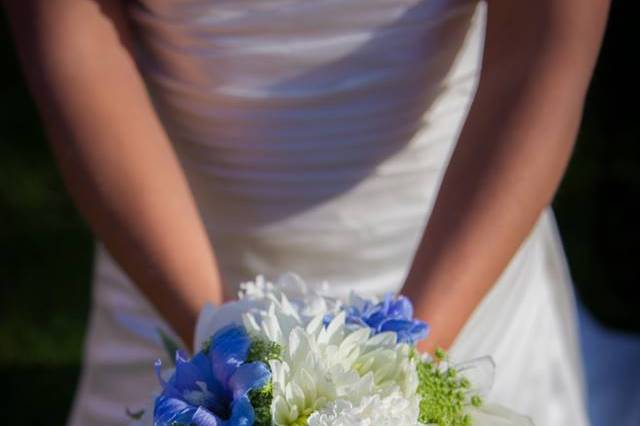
[66,0,590,425]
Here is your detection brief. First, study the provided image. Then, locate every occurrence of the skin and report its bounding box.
[3,0,224,349]
[3,0,609,353]
[402,0,611,353]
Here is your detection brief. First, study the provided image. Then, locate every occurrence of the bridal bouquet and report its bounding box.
[130,273,532,426]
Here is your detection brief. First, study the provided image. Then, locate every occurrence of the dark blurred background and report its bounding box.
[1,2,638,425]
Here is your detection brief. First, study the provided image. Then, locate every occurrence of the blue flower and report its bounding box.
[154,324,271,426]
[328,293,429,345]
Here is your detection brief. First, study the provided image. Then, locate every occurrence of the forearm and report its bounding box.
[4,0,223,349]
[402,0,610,353]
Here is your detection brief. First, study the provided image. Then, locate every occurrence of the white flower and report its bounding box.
[307,391,423,426]
[242,293,307,346]
[247,308,420,426]
[352,331,419,398]
[238,274,277,300]
[195,272,337,351]
[240,272,340,318]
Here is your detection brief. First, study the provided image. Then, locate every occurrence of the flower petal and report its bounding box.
[153,395,196,426]
[409,321,430,342]
[191,406,222,426]
[174,350,208,391]
[187,351,228,397]
[468,403,534,426]
[379,318,429,344]
[381,292,394,313]
[365,310,388,330]
[168,350,229,416]
[155,359,167,388]
[228,361,272,399]
[155,359,183,399]
[194,300,254,351]
[379,318,413,333]
[227,395,256,426]
[389,296,413,319]
[209,324,251,386]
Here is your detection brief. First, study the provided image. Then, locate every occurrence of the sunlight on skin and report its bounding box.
[401,0,611,354]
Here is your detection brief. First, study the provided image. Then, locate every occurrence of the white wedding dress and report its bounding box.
[67,0,589,425]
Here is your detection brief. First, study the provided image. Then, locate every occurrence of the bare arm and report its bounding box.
[3,0,223,349]
[402,0,610,353]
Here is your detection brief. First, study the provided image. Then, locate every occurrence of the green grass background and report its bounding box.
[0,2,637,424]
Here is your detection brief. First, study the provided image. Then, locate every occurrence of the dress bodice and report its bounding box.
[127,0,487,296]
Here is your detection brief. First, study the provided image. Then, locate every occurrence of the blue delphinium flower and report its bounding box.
[154,324,271,426]
[326,293,429,345]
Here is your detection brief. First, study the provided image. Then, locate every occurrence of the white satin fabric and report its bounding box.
[67,0,589,425]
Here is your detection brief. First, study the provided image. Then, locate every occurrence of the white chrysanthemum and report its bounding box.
[238,274,278,300]
[307,391,423,426]
[352,331,419,398]
[245,307,420,426]
[239,273,340,318]
[243,293,307,346]
[196,273,338,350]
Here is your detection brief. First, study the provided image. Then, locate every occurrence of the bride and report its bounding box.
[5,0,609,424]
